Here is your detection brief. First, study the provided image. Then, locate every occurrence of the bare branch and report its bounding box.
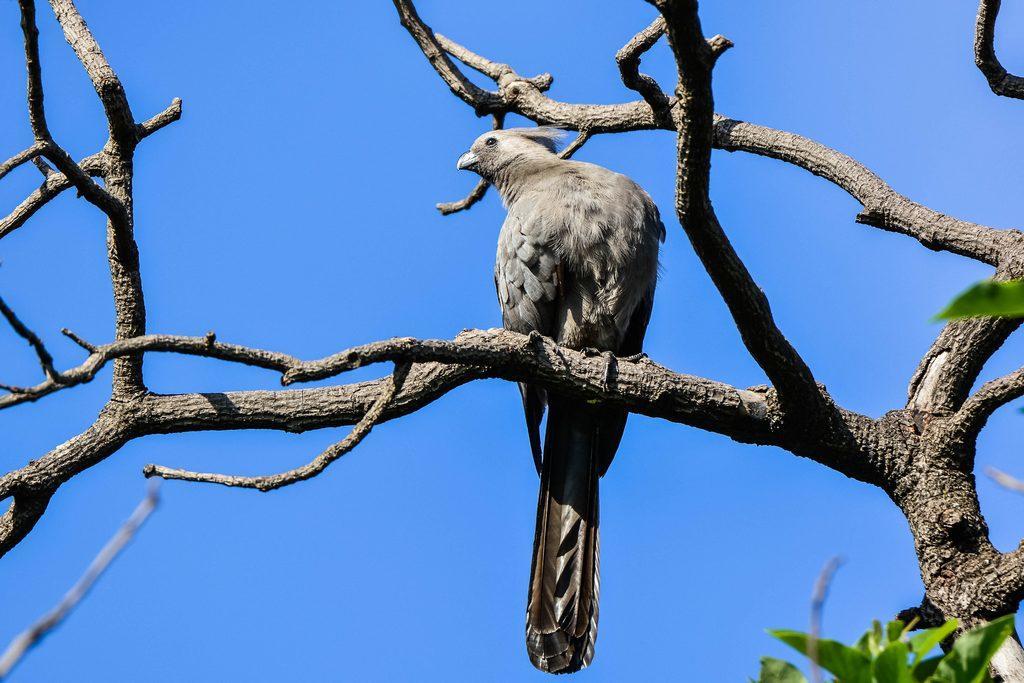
[0,295,59,382]
[908,310,1022,420]
[0,332,300,410]
[713,116,1014,266]
[947,366,1024,440]
[651,0,829,423]
[987,467,1024,494]
[396,2,1016,265]
[0,327,891,522]
[18,0,50,140]
[0,483,158,679]
[434,34,552,92]
[975,0,1024,100]
[47,0,137,147]
[616,17,672,116]
[0,153,107,242]
[392,0,504,114]
[144,365,410,491]
[0,492,52,559]
[137,98,183,138]
[0,95,179,244]
[437,113,504,215]
[437,179,490,215]
[0,143,47,183]
[558,128,592,160]
[808,556,843,683]
[15,0,128,225]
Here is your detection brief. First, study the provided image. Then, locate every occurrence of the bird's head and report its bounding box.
[456,127,567,182]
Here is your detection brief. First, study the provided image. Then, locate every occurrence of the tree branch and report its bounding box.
[712,116,1014,266]
[0,327,891,533]
[651,0,829,423]
[391,0,504,115]
[144,364,410,491]
[616,17,673,118]
[393,2,1018,266]
[0,295,59,383]
[0,143,47,183]
[947,365,1024,440]
[975,0,1024,100]
[0,483,158,679]
[436,113,504,215]
[47,0,137,148]
[18,0,50,141]
[0,96,179,244]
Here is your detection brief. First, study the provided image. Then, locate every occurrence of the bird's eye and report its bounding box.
[484,137,497,147]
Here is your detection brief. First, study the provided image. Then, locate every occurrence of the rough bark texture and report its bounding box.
[4,0,1024,677]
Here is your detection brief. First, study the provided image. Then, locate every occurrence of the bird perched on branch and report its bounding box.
[456,127,664,674]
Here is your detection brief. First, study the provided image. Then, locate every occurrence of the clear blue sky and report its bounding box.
[1,1,1023,680]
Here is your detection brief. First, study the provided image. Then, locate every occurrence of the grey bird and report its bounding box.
[456,127,664,674]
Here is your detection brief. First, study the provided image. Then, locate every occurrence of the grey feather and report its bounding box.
[464,125,663,674]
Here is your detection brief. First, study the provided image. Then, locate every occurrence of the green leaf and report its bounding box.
[909,620,958,662]
[854,631,873,655]
[873,640,914,683]
[911,655,942,681]
[887,620,908,646]
[935,280,1024,320]
[756,657,809,683]
[769,630,871,683]
[933,615,1014,683]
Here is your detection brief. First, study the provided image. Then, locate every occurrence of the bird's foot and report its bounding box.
[601,350,617,390]
[621,351,648,363]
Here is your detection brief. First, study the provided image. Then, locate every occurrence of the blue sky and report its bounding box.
[1,1,1023,680]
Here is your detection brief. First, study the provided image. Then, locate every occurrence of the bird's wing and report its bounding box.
[495,209,560,472]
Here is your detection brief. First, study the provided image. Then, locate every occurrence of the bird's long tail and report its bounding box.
[526,394,600,674]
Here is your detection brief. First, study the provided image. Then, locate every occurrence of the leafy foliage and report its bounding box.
[754,616,1014,683]
[935,280,1024,319]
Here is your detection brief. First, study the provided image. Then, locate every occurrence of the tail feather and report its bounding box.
[526,395,600,674]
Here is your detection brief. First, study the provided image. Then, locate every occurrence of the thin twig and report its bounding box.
[143,363,411,491]
[558,128,592,160]
[0,294,59,382]
[987,467,1024,494]
[0,483,159,679]
[808,556,843,683]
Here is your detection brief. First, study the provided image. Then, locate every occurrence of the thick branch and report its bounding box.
[652,0,828,422]
[0,329,889,531]
[47,0,137,148]
[975,0,1024,99]
[394,2,1017,265]
[144,364,410,491]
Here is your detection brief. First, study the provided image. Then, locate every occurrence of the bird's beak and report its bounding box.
[456,151,479,171]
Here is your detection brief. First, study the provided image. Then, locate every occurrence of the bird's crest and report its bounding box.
[504,126,569,153]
